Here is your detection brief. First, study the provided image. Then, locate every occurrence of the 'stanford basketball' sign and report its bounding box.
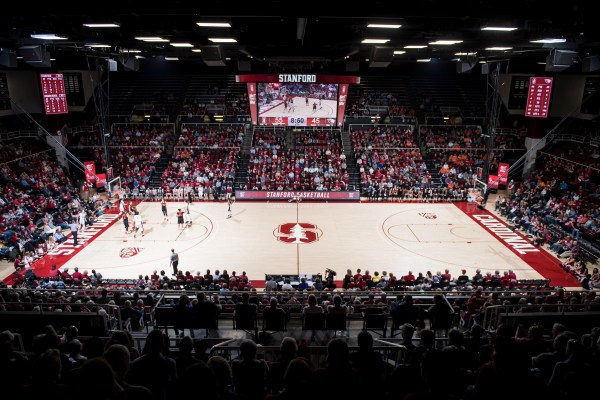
[235,190,360,201]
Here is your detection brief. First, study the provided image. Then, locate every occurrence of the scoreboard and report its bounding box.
[259,116,337,126]
[40,73,68,115]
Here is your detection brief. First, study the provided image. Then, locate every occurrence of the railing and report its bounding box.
[209,337,406,370]
[481,303,600,334]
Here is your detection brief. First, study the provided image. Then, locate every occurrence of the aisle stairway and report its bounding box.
[340,129,360,191]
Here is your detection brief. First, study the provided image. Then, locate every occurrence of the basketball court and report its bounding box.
[6,200,580,289]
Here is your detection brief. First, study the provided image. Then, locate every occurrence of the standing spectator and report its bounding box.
[426,294,454,337]
[349,331,384,395]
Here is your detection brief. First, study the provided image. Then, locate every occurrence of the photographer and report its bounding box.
[325,269,337,290]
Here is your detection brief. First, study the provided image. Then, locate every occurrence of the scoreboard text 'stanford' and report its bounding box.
[278,74,317,83]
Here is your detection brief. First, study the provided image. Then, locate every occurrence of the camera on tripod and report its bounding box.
[325,268,336,276]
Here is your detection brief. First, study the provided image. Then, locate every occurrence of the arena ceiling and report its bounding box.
[1,1,599,74]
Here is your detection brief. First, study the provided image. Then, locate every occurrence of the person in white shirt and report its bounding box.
[133,211,144,238]
[78,209,87,232]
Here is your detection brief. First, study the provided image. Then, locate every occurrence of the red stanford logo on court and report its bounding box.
[418,212,437,219]
[119,247,144,258]
[274,223,323,244]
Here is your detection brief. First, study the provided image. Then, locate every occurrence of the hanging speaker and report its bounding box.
[237,60,251,71]
[582,55,600,73]
[546,49,577,72]
[369,47,393,68]
[456,61,475,73]
[346,61,359,72]
[0,50,17,68]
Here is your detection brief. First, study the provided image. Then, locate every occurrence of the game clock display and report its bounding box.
[260,116,337,126]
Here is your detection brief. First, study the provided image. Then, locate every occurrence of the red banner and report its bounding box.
[95,173,107,188]
[487,175,499,189]
[337,84,349,127]
[498,162,510,186]
[235,190,360,201]
[247,82,258,125]
[84,161,96,183]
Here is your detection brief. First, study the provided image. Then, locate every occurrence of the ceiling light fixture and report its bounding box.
[85,44,111,48]
[361,39,390,44]
[404,45,427,49]
[197,22,231,27]
[417,58,431,62]
[135,36,169,42]
[83,23,120,28]
[530,38,567,44]
[429,40,463,45]
[208,38,237,43]
[481,26,517,31]
[165,57,179,61]
[393,50,406,55]
[191,48,202,53]
[367,24,402,29]
[485,47,512,51]
[170,43,194,47]
[30,34,68,40]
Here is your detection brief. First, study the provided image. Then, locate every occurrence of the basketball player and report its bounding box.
[119,198,125,216]
[133,211,144,238]
[161,198,168,223]
[177,208,185,229]
[305,97,309,106]
[312,102,317,112]
[185,203,192,227]
[122,211,130,233]
[226,197,234,219]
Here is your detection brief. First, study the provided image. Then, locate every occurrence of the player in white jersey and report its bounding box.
[133,211,144,238]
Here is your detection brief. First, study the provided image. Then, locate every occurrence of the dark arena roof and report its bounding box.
[2,1,600,74]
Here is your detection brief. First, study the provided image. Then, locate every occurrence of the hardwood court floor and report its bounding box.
[50,201,556,284]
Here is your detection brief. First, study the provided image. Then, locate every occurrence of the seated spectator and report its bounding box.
[312,338,364,397]
[231,339,268,399]
[302,294,324,314]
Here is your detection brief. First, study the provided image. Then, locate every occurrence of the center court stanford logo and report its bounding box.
[119,247,144,258]
[418,212,437,219]
[274,223,323,244]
